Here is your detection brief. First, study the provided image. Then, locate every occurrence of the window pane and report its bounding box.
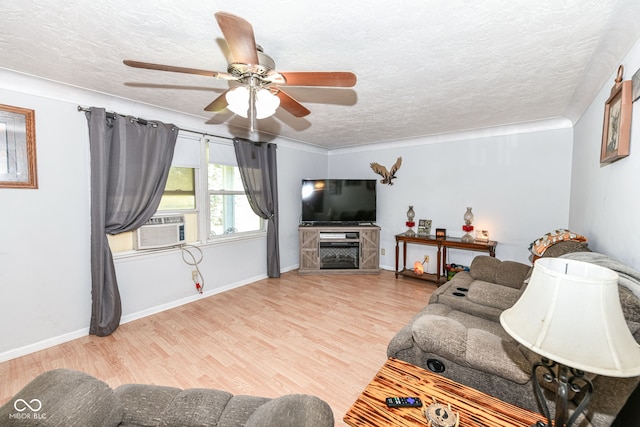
[208,163,263,238]
[208,164,244,191]
[209,193,262,236]
[165,167,194,192]
[159,167,195,210]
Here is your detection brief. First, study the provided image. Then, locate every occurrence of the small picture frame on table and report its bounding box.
[475,230,490,242]
[417,219,432,236]
[435,228,446,239]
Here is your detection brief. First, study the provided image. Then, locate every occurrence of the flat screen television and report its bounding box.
[301,179,376,225]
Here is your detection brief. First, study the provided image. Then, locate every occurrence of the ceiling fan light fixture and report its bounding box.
[225,86,280,120]
[225,86,250,118]
[255,88,280,119]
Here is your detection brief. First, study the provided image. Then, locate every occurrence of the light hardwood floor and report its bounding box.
[0,270,435,426]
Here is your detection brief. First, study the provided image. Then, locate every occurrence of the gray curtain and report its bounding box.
[86,108,178,336]
[233,138,280,278]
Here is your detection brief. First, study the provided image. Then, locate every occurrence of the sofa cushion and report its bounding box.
[411,306,531,385]
[467,281,522,310]
[494,261,531,289]
[217,395,271,427]
[429,273,522,322]
[159,388,233,427]
[245,394,334,427]
[540,240,590,258]
[466,329,530,384]
[469,256,502,282]
[620,286,640,324]
[412,314,467,361]
[115,383,182,427]
[0,369,123,427]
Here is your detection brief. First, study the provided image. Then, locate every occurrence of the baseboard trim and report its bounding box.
[0,328,90,364]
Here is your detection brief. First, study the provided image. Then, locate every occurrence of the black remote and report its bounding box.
[385,397,423,408]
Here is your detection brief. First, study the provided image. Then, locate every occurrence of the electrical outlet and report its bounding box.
[381,248,385,255]
[424,255,430,263]
[192,270,198,281]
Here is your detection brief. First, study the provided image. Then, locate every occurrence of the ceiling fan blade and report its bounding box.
[204,90,230,112]
[275,90,311,117]
[215,12,259,65]
[280,71,357,87]
[123,60,237,81]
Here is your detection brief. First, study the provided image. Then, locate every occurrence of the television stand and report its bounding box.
[298,225,380,274]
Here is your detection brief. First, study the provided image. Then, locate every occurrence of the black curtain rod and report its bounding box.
[77,106,234,141]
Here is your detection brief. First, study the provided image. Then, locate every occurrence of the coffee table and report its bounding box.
[344,358,544,427]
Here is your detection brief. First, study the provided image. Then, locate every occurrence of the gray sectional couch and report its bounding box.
[388,245,640,427]
[0,369,334,427]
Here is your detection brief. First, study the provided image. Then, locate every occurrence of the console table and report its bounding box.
[395,233,497,284]
[344,358,544,427]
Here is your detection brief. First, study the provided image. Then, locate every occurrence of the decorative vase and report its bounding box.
[405,206,416,236]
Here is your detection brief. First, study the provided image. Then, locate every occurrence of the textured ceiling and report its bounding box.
[2,0,640,149]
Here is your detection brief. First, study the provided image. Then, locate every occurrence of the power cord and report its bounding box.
[181,244,204,294]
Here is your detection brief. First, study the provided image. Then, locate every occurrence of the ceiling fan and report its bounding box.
[123,12,357,131]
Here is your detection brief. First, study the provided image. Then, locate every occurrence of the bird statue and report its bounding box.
[370,157,402,185]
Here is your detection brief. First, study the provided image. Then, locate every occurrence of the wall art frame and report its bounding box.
[0,104,38,188]
[601,65,632,165]
[417,219,432,236]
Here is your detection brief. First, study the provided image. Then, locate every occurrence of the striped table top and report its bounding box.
[344,358,545,427]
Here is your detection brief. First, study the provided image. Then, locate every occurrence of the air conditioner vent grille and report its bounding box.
[134,214,186,250]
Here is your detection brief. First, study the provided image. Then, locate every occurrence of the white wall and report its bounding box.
[571,37,640,270]
[327,125,574,269]
[0,80,92,358]
[275,143,329,268]
[0,69,326,361]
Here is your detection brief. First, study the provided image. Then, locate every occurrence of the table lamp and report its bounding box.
[500,257,640,427]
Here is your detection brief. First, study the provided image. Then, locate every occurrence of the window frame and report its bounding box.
[206,160,265,240]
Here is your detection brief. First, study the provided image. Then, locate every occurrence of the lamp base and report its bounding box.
[531,359,593,427]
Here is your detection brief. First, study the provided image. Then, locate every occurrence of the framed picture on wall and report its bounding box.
[0,104,38,188]
[601,66,632,165]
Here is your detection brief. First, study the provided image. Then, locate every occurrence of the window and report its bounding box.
[108,136,264,253]
[158,167,195,210]
[208,163,263,237]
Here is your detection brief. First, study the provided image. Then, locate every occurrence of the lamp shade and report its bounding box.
[254,88,280,119]
[500,257,640,377]
[225,86,250,118]
[225,87,280,119]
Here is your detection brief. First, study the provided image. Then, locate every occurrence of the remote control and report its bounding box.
[385,397,423,408]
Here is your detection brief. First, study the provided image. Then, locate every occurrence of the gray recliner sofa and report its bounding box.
[0,369,334,427]
[388,245,640,427]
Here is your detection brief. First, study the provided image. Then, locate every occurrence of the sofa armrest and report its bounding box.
[0,369,123,427]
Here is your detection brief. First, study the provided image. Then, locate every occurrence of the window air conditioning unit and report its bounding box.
[134,214,186,250]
